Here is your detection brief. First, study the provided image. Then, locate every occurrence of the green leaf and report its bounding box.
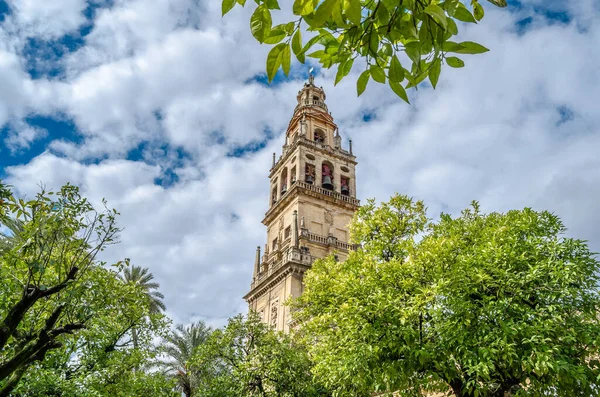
[446,56,464,68]
[473,2,484,21]
[266,43,286,82]
[357,69,370,96]
[281,45,291,76]
[404,42,421,66]
[346,0,362,25]
[389,81,410,103]
[442,40,463,52]
[291,30,302,55]
[424,4,447,30]
[293,0,316,15]
[222,0,236,16]
[370,65,386,84]
[236,0,246,4]
[312,0,337,27]
[453,5,477,23]
[428,58,441,89]
[250,5,272,43]
[454,41,489,54]
[389,55,404,83]
[263,29,286,44]
[335,58,354,85]
[446,18,458,35]
[266,0,280,10]
[283,22,296,34]
[307,50,325,59]
[301,34,321,54]
[486,0,507,7]
[369,30,379,55]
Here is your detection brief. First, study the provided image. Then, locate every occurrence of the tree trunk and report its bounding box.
[0,366,27,397]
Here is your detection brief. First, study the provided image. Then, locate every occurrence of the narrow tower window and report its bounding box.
[290,166,297,184]
[271,187,277,205]
[281,168,288,194]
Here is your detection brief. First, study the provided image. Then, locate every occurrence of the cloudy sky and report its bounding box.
[0,0,598,326]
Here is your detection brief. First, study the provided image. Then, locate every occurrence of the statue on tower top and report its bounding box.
[308,73,315,85]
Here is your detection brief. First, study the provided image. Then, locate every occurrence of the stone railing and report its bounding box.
[300,229,358,251]
[251,246,314,289]
[295,99,328,112]
[296,181,360,206]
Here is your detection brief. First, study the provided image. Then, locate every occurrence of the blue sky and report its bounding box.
[1,0,599,326]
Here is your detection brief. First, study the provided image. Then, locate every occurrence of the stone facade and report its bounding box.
[244,76,360,333]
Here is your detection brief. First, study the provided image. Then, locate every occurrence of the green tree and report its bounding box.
[191,312,328,397]
[0,184,172,396]
[294,194,600,396]
[223,0,506,102]
[10,269,175,397]
[158,321,212,397]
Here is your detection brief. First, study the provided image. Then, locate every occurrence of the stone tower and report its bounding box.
[244,76,360,333]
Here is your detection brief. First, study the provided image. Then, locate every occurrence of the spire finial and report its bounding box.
[308,73,315,85]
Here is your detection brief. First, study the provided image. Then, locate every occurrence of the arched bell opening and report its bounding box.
[290,166,297,185]
[281,168,288,194]
[271,177,278,205]
[314,128,325,144]
[341,176,350,196]
[305,163,315,185]
[321,161,334,191]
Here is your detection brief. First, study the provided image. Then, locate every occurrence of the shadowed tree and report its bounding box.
[158,322,212,397]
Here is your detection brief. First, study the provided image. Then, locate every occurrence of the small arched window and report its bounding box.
[290,166,297,184]
[314,129,325,144]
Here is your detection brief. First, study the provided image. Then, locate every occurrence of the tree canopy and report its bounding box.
[0,184,174,396]
[294,195,600,396]
[223,0,507,102]
[191,312,328,397]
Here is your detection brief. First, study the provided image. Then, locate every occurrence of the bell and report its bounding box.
[322,175,333,190]
[306,175,314,184]
[341,185,349,195]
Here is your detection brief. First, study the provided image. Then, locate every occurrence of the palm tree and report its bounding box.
[120,265,166,349]
[121,265,166,313]
[158,322,211,397]
[0,216,24,255]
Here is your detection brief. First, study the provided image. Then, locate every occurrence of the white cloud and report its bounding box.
[3,0,87,39]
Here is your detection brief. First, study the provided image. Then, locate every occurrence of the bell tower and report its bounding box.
[244,76,359,333]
